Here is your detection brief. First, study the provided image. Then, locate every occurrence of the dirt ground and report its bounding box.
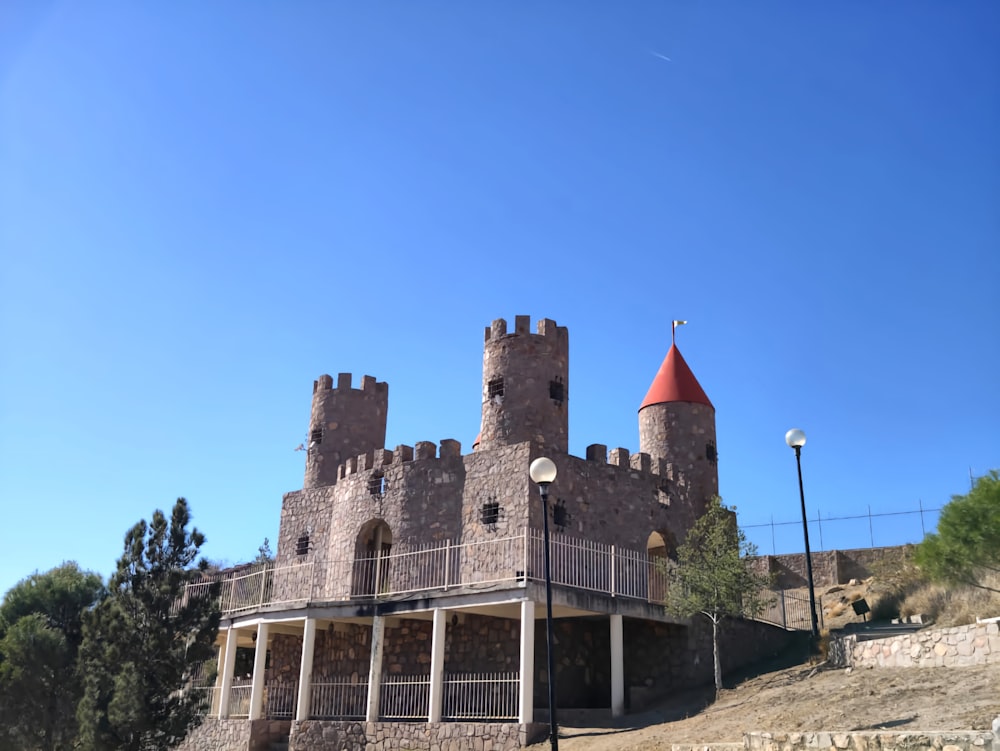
[544,659,999,749]
[534,580,999,750]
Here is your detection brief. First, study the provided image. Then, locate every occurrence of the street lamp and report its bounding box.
[785,428,820,643]
[529,456,559,751]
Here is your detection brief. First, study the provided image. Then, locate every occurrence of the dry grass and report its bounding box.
[898,572,1000,627]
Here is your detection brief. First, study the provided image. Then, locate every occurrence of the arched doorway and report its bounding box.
[351,519,393,596]
[646,530,677,603]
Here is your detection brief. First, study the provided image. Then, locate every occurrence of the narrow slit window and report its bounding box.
[706,442,718,464]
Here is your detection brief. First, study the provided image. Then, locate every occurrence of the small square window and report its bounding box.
[549,378,565,405]
[552,499,569,529]
[310,429,323,446]
[481,501,503,529]
[488,378,504,399]
[296,534,311,556]
[368,474,386,497]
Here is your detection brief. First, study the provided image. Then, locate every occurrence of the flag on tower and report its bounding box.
[672,319,688,344]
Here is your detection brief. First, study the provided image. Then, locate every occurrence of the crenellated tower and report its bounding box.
[638,344,718,515]
[477,316,569,453]
[304,372,388,488]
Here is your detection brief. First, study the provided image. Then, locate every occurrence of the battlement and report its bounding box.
[484,316,568,343]
[313,372,388,395]
[336,439,464,480]
[584,444,667,476]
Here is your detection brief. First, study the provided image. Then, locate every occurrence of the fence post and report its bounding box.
[444,540,451,591]
[610,545,616,597]
[259,567,267,607]
[780,590,787,629]
[522,527,529,583]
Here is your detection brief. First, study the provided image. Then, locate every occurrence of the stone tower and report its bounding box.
[638,344,718,513]
[303,372,388,488]
[477,316,569,453]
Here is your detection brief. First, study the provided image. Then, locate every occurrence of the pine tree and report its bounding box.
[76,498,220,751]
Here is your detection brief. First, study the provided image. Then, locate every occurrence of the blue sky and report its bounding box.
[2,2,997,596]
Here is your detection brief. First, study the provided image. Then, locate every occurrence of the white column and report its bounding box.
[218,625,239,718]
[428,609,447,722]
[518,600,536,723]
[210,642,225,717]
[296,618,318,722]
[249,623,270,720]
[365,616,386,722]
[610,614,624,718]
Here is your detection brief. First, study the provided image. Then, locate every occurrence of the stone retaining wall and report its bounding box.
[288,720,547,750]
[748,546,914,590]
[830,621,999,668]
[174,718,290,751]
[744,730,996,750]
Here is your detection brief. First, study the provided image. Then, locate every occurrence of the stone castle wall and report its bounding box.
[749,546,915,590]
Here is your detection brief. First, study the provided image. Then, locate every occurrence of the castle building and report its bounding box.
[182,316,792,751]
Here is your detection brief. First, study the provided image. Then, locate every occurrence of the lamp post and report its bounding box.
[785,428,820,643]
[529,456,559,751]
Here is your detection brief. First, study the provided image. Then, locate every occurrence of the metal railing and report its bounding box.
[186,528,672,616]
[755,589,825,631]
[265,682,298,719]
[379,674,430,720]
[442,672,518,720]
[228,682,252,718]
[311,679,368,719]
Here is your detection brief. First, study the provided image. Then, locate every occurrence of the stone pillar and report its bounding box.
[428,608,447,722]
[296,618,318,722]
[249,623,269,721]
[518,600,536,723]
[610,614,624,718]
[218,625,239,718]
[366,616,386,722]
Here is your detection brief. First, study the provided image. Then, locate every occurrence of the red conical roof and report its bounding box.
[639,344,713,410]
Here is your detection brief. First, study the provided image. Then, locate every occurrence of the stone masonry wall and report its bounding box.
[744,730,997,751]
[289,720,547,751]
[639,400,718,519]
[478,316,569,454]
[265,615,522,691]
[830,620,1000,669]
[749,546,914,590]
[174,718,289,751]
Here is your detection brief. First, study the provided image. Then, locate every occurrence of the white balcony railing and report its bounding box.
[442,672,519,720]
[185,528,672,616]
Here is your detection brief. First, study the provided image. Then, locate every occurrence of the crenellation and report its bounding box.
[414,441,436,460]
[373,449,393,467]
[609,447,630,467]
[438,439,461,458]
[488,318,507,341]
[514,314,530,334]
[358,450,376,471]
[337,372,352,389]
[630,452,652,473]
[393,445,414,464]
[314,374,333,392]
[586,443,608,463]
